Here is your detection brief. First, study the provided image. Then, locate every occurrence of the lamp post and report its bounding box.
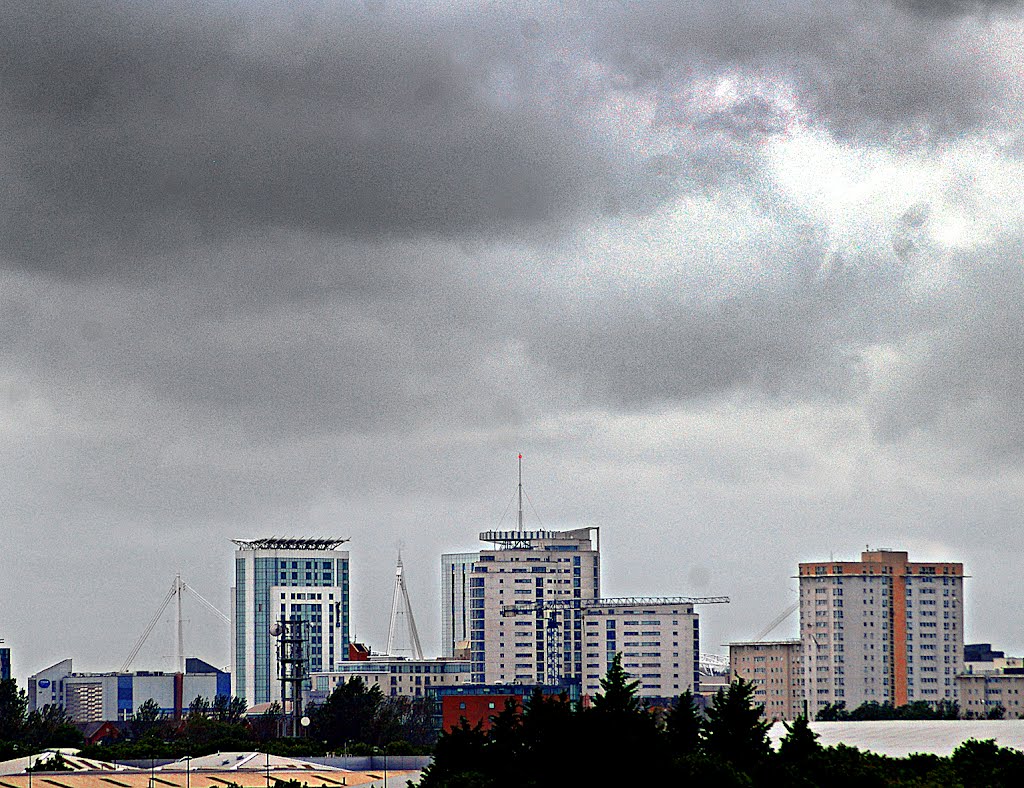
[27,753,33,788]
[372,748,386,788]
[184,755,191,788]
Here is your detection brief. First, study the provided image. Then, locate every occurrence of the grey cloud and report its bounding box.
[873,250,1024,460]
[0,2,656,274]
[5,0,1017,280]
[581,0,1019,141]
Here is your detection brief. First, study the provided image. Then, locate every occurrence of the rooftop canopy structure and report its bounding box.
[230,537,349,551]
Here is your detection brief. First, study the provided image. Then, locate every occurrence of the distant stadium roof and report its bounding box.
[231,537,349,551]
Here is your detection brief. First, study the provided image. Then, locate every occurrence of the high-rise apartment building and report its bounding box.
[583,601,699,699]
[798,549,964,713]
[470,528,600,685]
[441,552,478,658]
[0,645,9,681]
[729,640,804,720]
[231,538,350,706]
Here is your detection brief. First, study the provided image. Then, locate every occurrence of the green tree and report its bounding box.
[251,701,283,742]
[664,689,702,758]
[211,695,247,725]
[0,679,27,742]
[952,738,1024,788]
[24,704,82,748]
[591,653,642,716]
[188,696,211,720]
[419,718,488,788]
[701,676,771,768]
[777,715,820,764]
[309,677,388,747]
[815,701,847,721]
[987,704,1007,720]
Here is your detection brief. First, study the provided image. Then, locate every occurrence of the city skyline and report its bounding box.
[0,528,980,687]
[4,0,1024,684]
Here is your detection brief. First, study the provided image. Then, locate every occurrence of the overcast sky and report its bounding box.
[4,0,1024,681]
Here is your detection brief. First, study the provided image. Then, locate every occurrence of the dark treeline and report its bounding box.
[421,655,1024,788]
[0,676,431,761]
[817,699,1007,721]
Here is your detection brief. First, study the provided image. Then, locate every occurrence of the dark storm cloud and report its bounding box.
[4,0,1021,278]
[0,1,654,274]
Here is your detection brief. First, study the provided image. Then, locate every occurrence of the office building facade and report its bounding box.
[729,639,804,720]
[583,601,700,699]
[470,528,600,685]
[231,537,350,706]
[799,549,964,713]
[441,552,478,658]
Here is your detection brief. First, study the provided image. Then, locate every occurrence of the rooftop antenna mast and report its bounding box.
[517,453,524,534]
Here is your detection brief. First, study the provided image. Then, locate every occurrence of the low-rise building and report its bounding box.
[27,658,230,721]
[429,683,579,732]
[958,668,1024,719]
[729,639,804,720]
[309,656,471,704]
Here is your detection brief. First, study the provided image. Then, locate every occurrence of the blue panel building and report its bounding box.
[231,538,350,706]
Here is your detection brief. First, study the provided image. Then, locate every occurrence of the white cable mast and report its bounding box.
[385,553,424,659]
[121,574,230,673]
[175,573,185,674]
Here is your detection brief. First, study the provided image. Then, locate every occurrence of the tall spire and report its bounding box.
[517,453,524,534]
[386,552,424,659]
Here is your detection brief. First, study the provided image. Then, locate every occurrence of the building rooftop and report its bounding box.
[478,526,597,550]
[768,720,1024,757]
[728,639,801,647]
[231,537,349,551]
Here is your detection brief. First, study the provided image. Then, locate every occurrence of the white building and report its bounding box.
[799,549,964,713]
[470,528,600,685]
[441,553,478,658]
[310,656,471,702]
[27,659,229,722]
[582,601,699,699]
[231,538,350,707]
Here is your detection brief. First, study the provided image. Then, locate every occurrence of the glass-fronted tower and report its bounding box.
[231,538,350,706]
[441,552,478,658]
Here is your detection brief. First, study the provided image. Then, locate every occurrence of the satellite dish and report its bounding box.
[300,716,311,728]
[269,623,283,637]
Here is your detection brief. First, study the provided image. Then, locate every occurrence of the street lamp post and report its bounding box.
[184,755,191,788]
[372,748,387,788]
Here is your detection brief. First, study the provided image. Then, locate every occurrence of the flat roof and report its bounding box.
[231,538,349,551]
[728,640,801,647]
